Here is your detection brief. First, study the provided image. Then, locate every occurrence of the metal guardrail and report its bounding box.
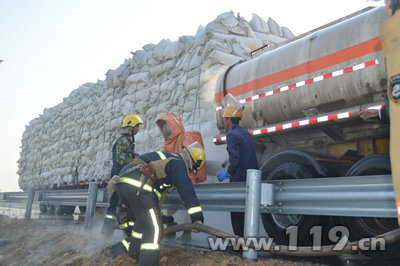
[163,182,246,212]
[0,184,109,228]
[0,191,30,202]
[38,187,108,208]
[164,174,397,218]
[263,174,396,218]
[0,174,397,222]
[0,188,108,207]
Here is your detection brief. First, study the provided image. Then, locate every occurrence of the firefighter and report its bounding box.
[105,181,175,259]
[217,93,258,237]
[101,114,143,236]
[382,0,400,225]
[116,142,205,265]
[155,113,207,241]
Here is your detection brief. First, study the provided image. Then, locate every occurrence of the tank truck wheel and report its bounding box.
[340,154,400,258]
[261,162,325,246]
[55,206,76,216]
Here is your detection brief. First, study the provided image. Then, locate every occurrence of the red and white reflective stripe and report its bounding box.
[215,59,379,111]
[213,111,352,144]
[368,105,385,110]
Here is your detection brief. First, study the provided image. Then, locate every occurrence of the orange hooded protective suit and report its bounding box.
[156,113,206,184]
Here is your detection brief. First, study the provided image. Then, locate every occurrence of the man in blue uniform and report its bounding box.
[116,142,205,265]
[217,93,259,237]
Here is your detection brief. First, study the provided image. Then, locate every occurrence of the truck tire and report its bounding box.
[341,154,395,240]
[340,154,399,257]
[261,162,324,246]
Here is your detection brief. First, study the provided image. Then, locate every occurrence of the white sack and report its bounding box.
[254,32,287,44]
[249,13,270,33]
[282,27,295,39]
[125,72,150,86]
[210,32,262,51]
[267,17,282,37]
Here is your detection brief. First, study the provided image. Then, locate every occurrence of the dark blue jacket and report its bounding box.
[121,151,204,223]
[226,124,259,182]
[379,96,390,123]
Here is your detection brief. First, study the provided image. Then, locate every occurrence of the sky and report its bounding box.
[0,0,384,192]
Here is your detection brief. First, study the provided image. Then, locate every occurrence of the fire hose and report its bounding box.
[163,223,400,256]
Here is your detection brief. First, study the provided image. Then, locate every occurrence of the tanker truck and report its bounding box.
[213,6,397,246]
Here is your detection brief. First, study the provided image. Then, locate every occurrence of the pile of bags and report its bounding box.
[17,12,294,190]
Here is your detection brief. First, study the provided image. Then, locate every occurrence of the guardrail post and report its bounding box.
[243,169,262,261]
[25,187,35,220]
[84,182,98,230]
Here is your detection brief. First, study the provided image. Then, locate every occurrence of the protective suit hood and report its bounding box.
[156,113,185,153]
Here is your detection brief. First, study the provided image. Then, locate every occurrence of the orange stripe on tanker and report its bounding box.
[214,37,383,104]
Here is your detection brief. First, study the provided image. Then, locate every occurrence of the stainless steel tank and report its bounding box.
[215,7,388,132]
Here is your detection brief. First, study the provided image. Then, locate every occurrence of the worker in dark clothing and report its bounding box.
[111,114,143,176]
[116,142,205,265]
[217,93,258,237]
[105,180,175,259]
[101,114,143,237]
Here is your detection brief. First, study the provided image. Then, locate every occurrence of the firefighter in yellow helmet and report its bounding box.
[101,114,143,237]
[382,0,400,225]
[217,93,258,237]
[115,142,205,264]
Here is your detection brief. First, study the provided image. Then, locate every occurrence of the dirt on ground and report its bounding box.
[0,215,329,266]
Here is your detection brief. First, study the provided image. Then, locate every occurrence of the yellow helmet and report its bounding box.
[122,114,143,128]
[184,141,205,172]
[222,93,244,118]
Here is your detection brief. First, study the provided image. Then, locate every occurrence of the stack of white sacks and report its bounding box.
[17,12,294,190]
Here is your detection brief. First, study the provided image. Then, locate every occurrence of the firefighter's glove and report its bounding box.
[390,75,400,100]
[217,171,230,182]
[107,175,120,194]
[161,215,175,224]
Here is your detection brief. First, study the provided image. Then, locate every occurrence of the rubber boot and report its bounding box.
[101,216,116,237]
[138,249,160,266]
[128,236,140,259]
[104,240,128,258]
